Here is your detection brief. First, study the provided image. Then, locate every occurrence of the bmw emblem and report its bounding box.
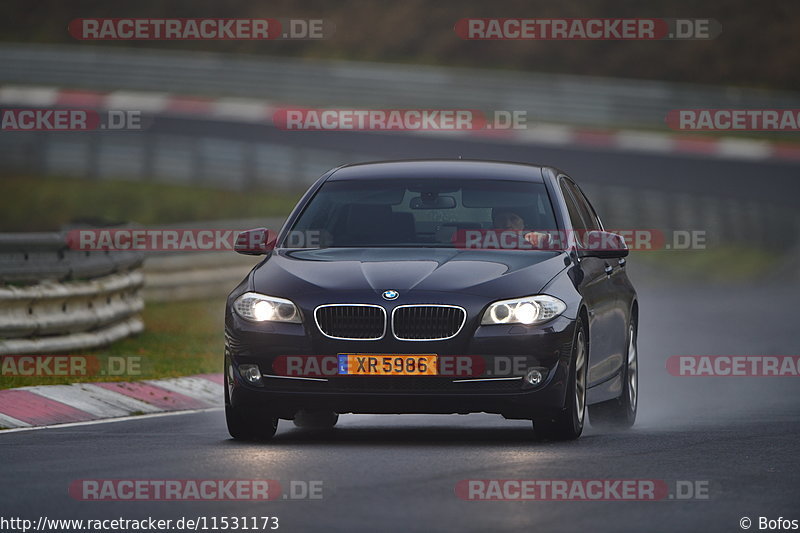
[382,290,399,301]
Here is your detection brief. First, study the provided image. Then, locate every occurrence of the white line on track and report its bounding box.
[0,407,222,435]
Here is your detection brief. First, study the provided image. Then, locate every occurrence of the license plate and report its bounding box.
[338,354,438,376]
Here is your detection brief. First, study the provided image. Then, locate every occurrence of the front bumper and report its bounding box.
[225,310,577,420]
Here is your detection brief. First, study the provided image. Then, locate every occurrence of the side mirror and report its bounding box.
[576,230,629,259]
[235,228,277,255]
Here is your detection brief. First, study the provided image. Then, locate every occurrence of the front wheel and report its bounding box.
[226,404,279,441]
[225,379,278,441]
[588,320,638,430]
[534,318,587,441]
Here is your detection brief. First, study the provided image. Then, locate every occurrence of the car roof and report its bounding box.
[326,160,547,182]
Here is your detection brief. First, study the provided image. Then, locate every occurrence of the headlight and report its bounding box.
[481,295,566,326]
[233,292,302,323]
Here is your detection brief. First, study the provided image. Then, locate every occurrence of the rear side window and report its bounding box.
[571,184,602,230]
[560,180,588,231]
[560,179,600,231]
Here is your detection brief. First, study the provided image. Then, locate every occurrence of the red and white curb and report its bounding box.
[0,374,223,429]
[1,85,799,164]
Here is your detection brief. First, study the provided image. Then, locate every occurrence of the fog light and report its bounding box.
[522,366,550,389]
[239,364,263,385]
[525,369,543,385]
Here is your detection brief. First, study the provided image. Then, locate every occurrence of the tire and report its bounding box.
[588,319,638,430]
[293,410,339,429]
[534,318,587,441]
[225,379,278,441]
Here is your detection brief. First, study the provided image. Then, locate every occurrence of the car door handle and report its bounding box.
[604,264,613,275]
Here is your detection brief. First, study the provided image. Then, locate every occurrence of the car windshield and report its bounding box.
[283,178,558,248]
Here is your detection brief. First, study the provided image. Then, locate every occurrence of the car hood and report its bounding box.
[251,248,567,299]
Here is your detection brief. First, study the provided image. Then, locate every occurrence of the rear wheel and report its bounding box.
[534,318,587,441]
[588,319,638,430]
[293,410,339,429]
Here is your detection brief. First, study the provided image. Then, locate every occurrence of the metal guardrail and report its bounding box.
[0,233,143,284]
[143,217,284,302]
[139,218,279,302]
[0,233,145,355]
[2,43,800,129]
[0,127,364,191]
[0,218,267,354]
[143,252,257,302]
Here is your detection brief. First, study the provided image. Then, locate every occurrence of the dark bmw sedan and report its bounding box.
[224,160,638,441]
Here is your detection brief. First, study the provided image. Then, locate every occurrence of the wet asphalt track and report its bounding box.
[2,263,798,533]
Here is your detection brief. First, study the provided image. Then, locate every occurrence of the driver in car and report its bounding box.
[491,208,550,248]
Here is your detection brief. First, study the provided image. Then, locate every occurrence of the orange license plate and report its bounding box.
[337,354,438,375]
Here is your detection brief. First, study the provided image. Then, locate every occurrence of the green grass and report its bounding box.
[0,298,225,390]
[631,245,776,282]
[0,175,300,232]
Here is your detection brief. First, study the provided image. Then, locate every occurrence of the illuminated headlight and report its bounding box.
[233,292,301,323]
[481,295,566,326]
